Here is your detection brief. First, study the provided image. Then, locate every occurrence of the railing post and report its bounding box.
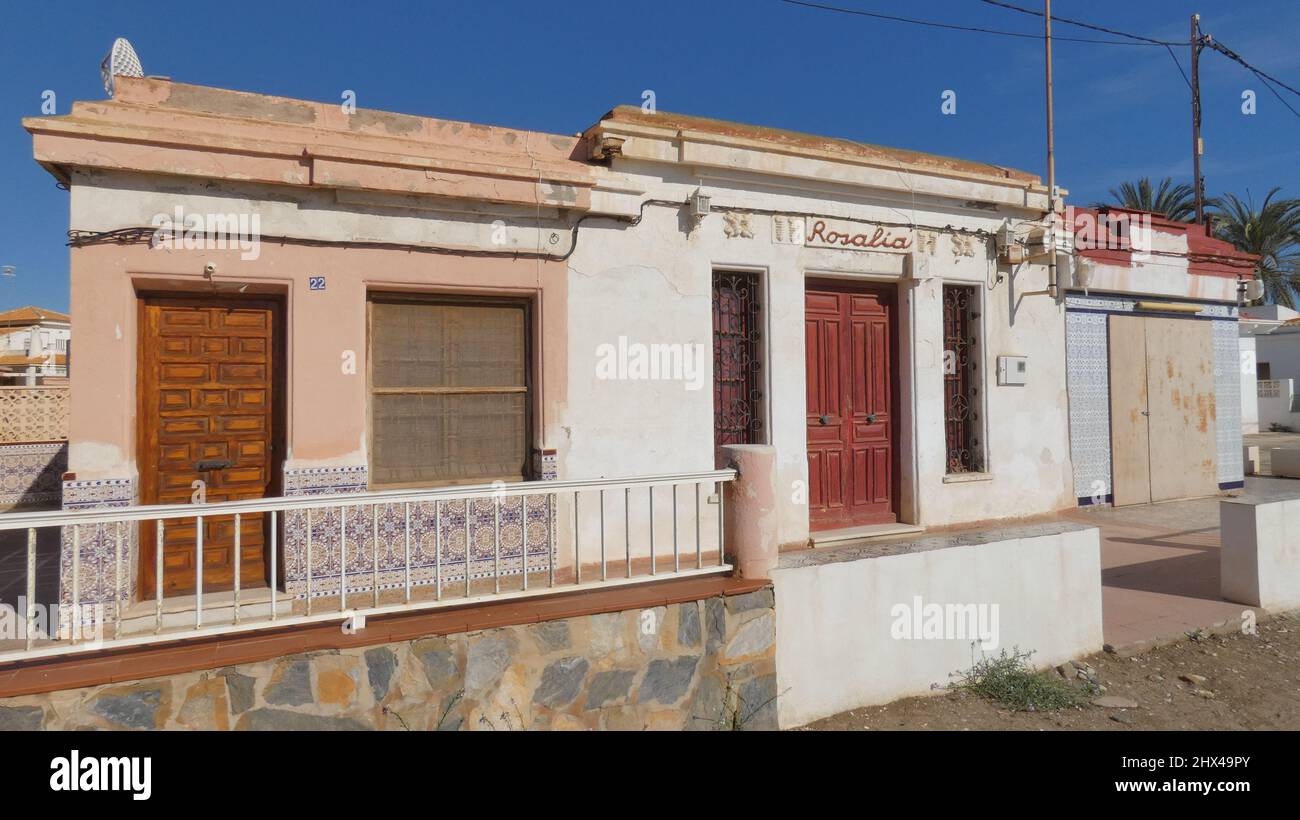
[155,521,164,633]
[340,505,347,610]
[521,496,529,591]
[25,528,36,650]
[269,511,278,621]
[371,504,380,608]
[306,509,314,615]
[195,515,204,629]
[233,513,241,624]
[719,444,780,579]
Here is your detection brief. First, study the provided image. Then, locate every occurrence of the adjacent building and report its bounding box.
[1065,207,1255,506]
[0,306,69,384]
[1240,304,1300,432]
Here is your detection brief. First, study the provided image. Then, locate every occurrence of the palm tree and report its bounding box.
[1097,176,1196,220]
[1097,177,1198,222]
[1210,188,1300,308]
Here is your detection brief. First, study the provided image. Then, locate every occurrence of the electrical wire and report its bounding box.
[1206,39,1300,121]
[778,0,1159,46]
[1206,38,1300,99]
[69,196,1016,263]
[977,0,1181,47]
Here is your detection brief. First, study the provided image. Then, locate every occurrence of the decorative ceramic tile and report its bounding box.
[535,448,558,481]
[59,478,135,626]
[283,465,369,496]
[280,465,556,599]
[0,442,66,508]
[1213,319,1244,485]
[1065,309,1112,502]
[1065,293,1236,320]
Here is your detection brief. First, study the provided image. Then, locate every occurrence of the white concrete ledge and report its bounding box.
[1269,448,1300,478]
[772,522,1103,728]
[1221,494,1300,611]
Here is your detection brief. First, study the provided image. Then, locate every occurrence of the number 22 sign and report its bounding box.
[308,276,326,291]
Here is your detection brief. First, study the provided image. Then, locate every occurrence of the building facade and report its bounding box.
[1066,207,1255,506]
[21,78,1084,616]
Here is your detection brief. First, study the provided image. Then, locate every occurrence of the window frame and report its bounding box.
[366,291,534,490]
[711,268,769,466]
[941,281,988,476]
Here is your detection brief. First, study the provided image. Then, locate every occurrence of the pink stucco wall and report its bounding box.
[67,241,568,484]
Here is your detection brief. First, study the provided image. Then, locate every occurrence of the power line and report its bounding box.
[778,0,1161,46]
[978,0,1181,47]
[1199,38,1300,121]
[1164,44,1192,91]
[981,0,1300,108]
[1208,38,1300,100]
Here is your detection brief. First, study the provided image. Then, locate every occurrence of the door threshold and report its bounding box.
[812,522,924,548]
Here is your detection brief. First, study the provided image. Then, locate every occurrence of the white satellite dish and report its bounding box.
[100,37,144,96]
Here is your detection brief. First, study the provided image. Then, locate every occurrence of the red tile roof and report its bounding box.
[0,306,69,324]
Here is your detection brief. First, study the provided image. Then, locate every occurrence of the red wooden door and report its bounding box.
[805,281,896,529]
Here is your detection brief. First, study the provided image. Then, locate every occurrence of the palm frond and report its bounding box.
[1209,188,1300,307]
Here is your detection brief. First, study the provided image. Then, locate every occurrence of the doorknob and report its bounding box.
[1140,410,1150,417]
[819,415,831,425]
[866,413,878,423]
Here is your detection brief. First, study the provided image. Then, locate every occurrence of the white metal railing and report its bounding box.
[0,469,735,664]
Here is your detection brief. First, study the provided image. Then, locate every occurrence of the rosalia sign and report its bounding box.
[803,219,913,253]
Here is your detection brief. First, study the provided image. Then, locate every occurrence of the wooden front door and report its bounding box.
[805,281,897,530]
[139,297,281,597]
[1108,314,1218,506]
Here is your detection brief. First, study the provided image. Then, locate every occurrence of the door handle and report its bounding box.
[819,415,831,426]
[1140,410,1150,417]
[195,459,233,472]
[866,413,878,423]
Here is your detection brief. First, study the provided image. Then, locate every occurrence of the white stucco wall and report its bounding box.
[69,150,1078,561]
[567,164,1074,546]
[1255,329,1300,385]
[771,524,1104,728]
[1240,336,1259,434]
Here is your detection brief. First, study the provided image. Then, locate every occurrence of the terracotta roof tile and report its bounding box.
[0,306,69,324]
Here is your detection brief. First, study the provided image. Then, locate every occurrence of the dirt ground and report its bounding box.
[804,611,1300,730]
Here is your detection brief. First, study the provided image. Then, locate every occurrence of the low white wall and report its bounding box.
[772,524,1103,728]
[1221,496,1300,611]
[1257,379,1300,432]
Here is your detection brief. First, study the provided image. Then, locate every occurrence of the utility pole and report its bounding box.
[1191,13,1206,224]
[1045,0,1058,298]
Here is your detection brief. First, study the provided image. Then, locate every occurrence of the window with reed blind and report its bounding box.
[368,296,530,487]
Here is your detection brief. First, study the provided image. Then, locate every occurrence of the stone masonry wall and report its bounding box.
[0,587,777,731]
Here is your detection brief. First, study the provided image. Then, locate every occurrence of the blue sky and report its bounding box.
[2,0,1298,312]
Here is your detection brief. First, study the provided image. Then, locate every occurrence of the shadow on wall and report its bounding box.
[0,442,66,511]
[0,442,66,612]
[0,525,61,611]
